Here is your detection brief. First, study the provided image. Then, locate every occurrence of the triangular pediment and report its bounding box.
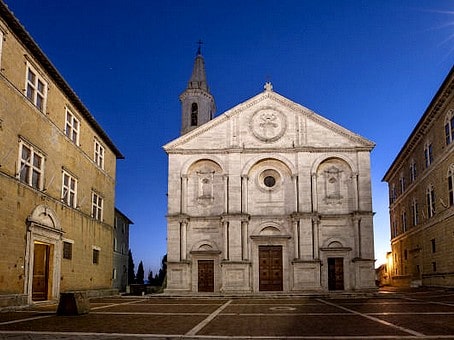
[164,86,374,152]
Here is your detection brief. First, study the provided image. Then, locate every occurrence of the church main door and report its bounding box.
[259,246,283,291]
[328,257,344,290]
[32,242,50,301]
[197,260,214,292]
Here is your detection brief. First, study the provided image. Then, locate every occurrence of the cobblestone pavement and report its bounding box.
[1,287,454,339]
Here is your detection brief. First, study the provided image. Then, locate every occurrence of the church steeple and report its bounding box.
[179,43,216,135]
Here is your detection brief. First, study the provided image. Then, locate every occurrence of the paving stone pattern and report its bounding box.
[1,287,454,339]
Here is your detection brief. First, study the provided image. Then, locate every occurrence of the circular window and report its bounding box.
[258,169,281,190]
[264,176,276,187]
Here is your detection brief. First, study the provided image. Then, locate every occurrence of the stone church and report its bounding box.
[164,50,376,293]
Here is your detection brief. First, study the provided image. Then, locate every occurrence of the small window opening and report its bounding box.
[191,103,198,126]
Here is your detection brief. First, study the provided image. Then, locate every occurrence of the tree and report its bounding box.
[127,249,135,285]
[147,270,153,284]
[136,260,144,284]
[157,254,167,286]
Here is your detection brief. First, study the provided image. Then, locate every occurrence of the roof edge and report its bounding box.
[382,66,454,182]
[0,1,124,159]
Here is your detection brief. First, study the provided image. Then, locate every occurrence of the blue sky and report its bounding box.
[4,0,453,274]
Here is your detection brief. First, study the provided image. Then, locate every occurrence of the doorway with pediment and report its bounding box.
[259,245,283,291]
[25,205,63,303]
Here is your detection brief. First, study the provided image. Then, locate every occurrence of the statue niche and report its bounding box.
[324,166,342,204]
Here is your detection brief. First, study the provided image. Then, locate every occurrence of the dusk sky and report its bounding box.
[4,0,453,274]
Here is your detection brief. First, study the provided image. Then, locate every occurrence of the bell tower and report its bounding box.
[179,42,216,135]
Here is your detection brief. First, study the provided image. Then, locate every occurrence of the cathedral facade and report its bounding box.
[164,51,376,293]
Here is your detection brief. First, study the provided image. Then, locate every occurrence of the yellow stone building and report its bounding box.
[383,66,454,287]
[0,2,124,307]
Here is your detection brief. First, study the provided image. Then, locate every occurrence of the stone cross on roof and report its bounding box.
[264,82,273,91]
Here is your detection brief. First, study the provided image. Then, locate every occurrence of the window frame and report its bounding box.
[191,102,198,126]
[390,184,397,204]
[65,108,80,145]
[92,248,100,264]
[399,174,406,194]
[91,191,104,221]
[63,240,73,260]
[410,160,417,183]
[94,139,105,169]
[401,210,407,233]
[391,214,398,238]
[411,198,418,227]
[426,185,435,218]
[17,140,45,190]
[0,29,3,70]
[424,142,433,168]
[61,170,78,207]
[448,166,454,206]
[444,110,454,145]
[25,63,47,112]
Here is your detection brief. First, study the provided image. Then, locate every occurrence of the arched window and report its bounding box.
[411,198,418,227]
[445,110,454,145]
[447,165,454,206]
[409,159,417,183]
[401,209,407,233]
[426,185,435,218]
[424,141,433,168]
[191,103,198,126]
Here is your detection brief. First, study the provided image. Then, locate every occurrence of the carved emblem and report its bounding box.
[250,108,286,142]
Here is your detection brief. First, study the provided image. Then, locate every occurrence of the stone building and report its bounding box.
[0,2,124,307]
[383,66,454,287]
[164,50,377,294]
[113,209,133,292]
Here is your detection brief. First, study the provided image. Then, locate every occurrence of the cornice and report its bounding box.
[164,89,375,151]
[164,92,268,150]
[388,141,454,210]
[166,146,373,155]
[269,91,375,148]
[390,206,454,243]
[0,2,124,159]
[383,66,454,182]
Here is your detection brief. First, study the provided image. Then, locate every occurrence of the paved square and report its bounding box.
[1,288,454,339]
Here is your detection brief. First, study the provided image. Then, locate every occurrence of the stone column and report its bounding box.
[223,174,229,213]
[292,219,299,260]
[223,219,229,260]
[312,215,320,260]
[181,175,188,214]
[241,220,248,260]
[292,175,299,212]
[180,220,187,261]
[353,215,362,258]
[241,175,248,213]
[311,173,318,212]
[353,172,359,211]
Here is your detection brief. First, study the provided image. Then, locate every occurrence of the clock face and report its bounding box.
[250,108,286,143]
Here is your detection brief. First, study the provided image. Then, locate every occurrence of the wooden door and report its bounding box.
[259,246,283,291]
[32,243,50,301]
[198,260,214,292]
[328,257,344,290]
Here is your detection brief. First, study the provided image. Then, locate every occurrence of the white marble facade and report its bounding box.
[164,58,376,293]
